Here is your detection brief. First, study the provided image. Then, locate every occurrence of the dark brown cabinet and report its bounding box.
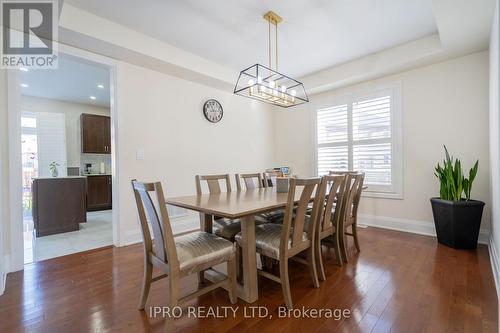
[81,113,111,154]
[33,177,87,237]
[87,175,112,211]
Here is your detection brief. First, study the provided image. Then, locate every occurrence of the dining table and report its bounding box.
[166,187,304,303]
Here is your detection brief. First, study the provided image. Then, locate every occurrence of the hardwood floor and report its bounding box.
[0,227,497,332]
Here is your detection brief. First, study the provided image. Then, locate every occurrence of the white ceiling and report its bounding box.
[65,0,438,78]
[20,54,110,107]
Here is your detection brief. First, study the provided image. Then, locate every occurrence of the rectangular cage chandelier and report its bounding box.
[234,11,308,108]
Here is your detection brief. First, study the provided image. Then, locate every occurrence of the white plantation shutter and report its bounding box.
[317,105,349,175]
[36,112,67,178]
[318,146,349,175]
[352,96,392,186]
[316,84,402,198]
[317,105,348,145]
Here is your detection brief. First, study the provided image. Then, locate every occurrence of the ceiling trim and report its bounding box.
[301,0,496,95]
[58,4,237,90]
[58,1,495,97]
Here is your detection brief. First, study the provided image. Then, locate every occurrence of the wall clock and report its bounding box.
[203,99,223,123]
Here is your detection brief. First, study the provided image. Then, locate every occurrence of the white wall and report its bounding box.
[21,96,110,168]
[489,0,500,291]
[115,62,275,244]
[275,51,491,232]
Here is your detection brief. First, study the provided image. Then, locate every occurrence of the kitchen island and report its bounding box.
[32,176,87,237]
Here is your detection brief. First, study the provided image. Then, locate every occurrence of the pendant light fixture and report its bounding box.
[234,11,308,108]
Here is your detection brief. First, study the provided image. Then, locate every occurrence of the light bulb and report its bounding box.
[291,90,297,97]
[280,85,286,92]
[257,76,262,84]
[269,81,275,88]
[248,80,255,95]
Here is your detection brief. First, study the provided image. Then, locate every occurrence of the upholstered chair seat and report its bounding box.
[212,218,242,241]
[213,216,267,241]
[234,223,307,259]
[175,231,236,274]
[259,209,285,223]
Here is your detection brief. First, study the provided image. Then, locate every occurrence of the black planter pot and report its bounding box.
[430,198,485,249]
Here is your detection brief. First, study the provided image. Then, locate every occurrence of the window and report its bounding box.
[315,84,402,198]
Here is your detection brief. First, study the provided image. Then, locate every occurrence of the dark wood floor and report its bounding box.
[0,227,497,333]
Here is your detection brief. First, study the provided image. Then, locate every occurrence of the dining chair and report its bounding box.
[235,177,323,309]
[131,180,237,326]
[195,174,242,241]
[195,173,232,195]
[235,172,276,271]
[235,173,264,191]
[314,174,347,279]
[337,172,365,262]
[261,170,286,223]
[263,170,283,188]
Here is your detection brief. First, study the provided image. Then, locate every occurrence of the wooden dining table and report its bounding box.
[166,187,303,303]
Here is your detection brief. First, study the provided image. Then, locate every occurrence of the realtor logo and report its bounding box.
[1,0,58,68]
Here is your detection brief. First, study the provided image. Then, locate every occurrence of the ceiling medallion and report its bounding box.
[234,11,308,108]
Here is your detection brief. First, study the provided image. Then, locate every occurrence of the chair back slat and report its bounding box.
[207,179,222,193]
[318,175,347,234]
[195,174,232,195]
[235,173,263,191]
[263,171,283,188]
[132,180,177,266]
[281,178,321,254]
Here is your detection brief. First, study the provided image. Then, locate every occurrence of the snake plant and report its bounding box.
[434,146,478,201]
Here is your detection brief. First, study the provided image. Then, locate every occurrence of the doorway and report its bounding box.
[9,46,119,267]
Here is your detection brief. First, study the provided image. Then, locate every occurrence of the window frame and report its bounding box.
[312,81,403,199]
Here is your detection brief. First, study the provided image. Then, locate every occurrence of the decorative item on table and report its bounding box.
[49,161,59,177]
[267,166,291,176]
[431,145,484,249]
[280,166,291,176]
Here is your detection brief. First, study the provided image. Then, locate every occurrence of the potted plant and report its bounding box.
[431,146,484,249]
[49,161,59,177]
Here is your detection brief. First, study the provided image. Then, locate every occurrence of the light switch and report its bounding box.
[136,149,145,160]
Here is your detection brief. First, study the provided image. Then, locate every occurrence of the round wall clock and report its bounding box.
[203,99,223,123]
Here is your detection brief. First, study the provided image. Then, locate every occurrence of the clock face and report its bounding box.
[203,99,223,123]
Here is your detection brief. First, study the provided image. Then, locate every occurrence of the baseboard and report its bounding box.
[488,234,500,299]
[358,214,490,245]
[0,273,5,296]
[122,215,200,246]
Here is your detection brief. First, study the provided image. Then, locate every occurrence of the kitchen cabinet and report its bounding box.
[81,113,111,154]
[32,177,87,237]
[87,175,112,211]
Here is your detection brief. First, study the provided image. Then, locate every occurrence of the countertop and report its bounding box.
[33,174,111,180]
[33,176,87,180]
